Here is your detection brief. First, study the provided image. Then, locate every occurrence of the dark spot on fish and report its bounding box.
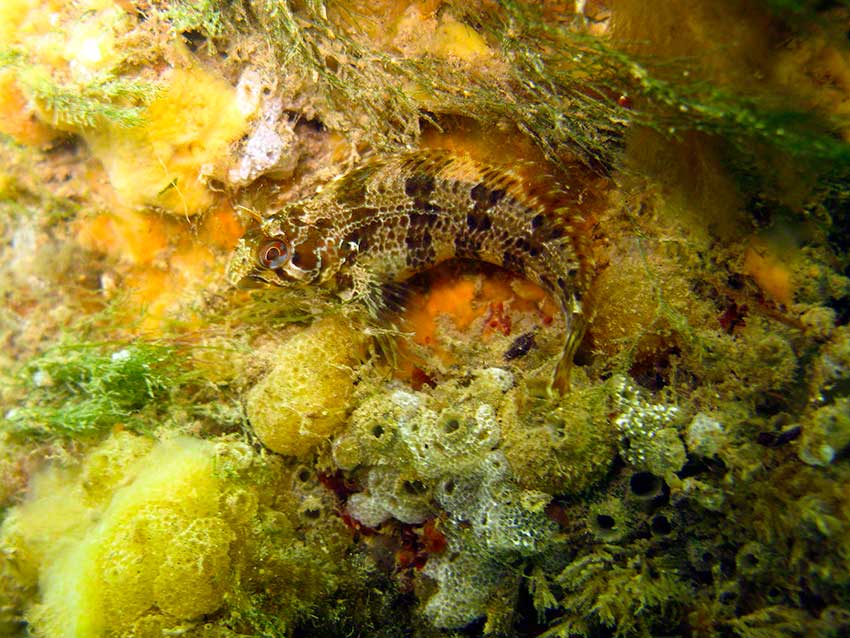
[470,183,488,203]
[548,227,564,240]
[502,251,525,273]
[515,236,541,256]
[404,173,436,199]
[470,183,506,210]
[531,214,544,229]
[466,212,492,232]
[415,201,442,214]
[409,212,435,227]
[405,228,432,251]
[504,332,535,360]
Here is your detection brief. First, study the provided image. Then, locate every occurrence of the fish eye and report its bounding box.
[258,240,290,269]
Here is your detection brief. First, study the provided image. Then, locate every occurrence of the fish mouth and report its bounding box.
[226,236,260,288]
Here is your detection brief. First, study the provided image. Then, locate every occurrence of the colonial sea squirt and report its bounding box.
[228,150,594,393]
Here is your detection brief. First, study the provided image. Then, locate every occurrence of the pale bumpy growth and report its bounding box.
[422,450,559,628]
[613,376,687,478]
[334,369,559,628]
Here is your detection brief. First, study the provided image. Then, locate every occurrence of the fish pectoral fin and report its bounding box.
[338,265,378,306]
[550,353,572,396]
[377,281,410,315]
[339,265,410,322]
[362,280,410,369]
[337,267,407,369]
[365,323,402,370]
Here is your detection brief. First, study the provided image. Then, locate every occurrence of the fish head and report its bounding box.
[226,204,331,289]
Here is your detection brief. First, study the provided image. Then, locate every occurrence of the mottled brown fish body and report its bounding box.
[228,150,593,393]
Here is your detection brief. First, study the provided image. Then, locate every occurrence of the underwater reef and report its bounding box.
[1,0,850,637]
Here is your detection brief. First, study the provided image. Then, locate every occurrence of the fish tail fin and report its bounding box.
[549,313,586,396]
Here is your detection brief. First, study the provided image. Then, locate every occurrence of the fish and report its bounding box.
[227,150,595,394]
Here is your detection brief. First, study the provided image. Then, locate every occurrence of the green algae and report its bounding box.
[0,49,158,130]
[4,341,196,437]
[20,71,156,129]
[547,543,691,638]
[185,0,850,182]
[159,0,228,43]
[0,329,252,444]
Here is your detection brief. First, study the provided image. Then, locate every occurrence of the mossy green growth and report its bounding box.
[159,0,227,42]
[729,605,850,638]
[0,433,355,638]
[501,375,618,495]
[0,50,158,130]
[19,67,156,130]
[545,543,691,638]
[187,0,850,176]
[4,341,193,437]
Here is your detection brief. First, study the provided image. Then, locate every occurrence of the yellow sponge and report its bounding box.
[0,0,39,46]
[1,435,236,637]
[85,66,248,216]
[432,15,491,62]
[247,317,366,457]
